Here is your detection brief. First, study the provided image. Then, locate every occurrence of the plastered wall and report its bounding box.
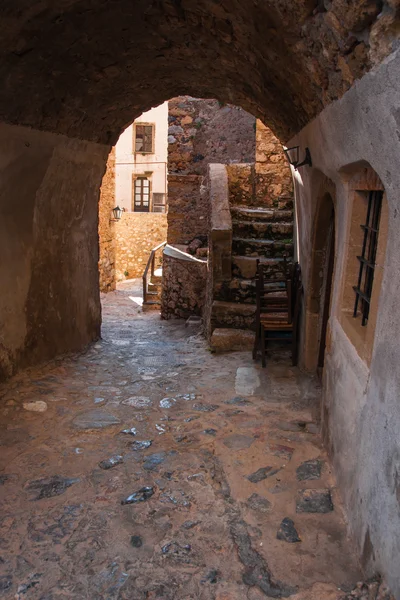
[0,123,108,380]
[290,48,400,597]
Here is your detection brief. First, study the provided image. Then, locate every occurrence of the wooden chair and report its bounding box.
[253,261,302,367]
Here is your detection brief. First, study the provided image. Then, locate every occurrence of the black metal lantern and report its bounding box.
[283,146,312,170]
[111,206,123,221]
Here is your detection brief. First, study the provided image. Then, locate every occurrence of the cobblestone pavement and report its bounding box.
[0,281,386,599]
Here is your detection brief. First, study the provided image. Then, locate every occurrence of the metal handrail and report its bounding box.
[142,241,167,301]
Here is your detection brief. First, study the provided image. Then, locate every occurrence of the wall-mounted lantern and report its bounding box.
[111,206,123,221]
[283,146,312,170]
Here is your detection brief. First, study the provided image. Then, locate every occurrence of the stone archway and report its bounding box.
[303,185,336,373]
[0,1,393,144]
[0,1,397,380]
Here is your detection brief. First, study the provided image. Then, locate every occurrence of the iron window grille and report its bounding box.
[134,124,154,153]
[353,190,383,326]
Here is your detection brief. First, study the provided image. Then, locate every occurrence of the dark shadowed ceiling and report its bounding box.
[0,0,396,143]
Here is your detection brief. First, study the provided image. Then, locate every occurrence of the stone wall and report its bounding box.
[0,122,108,381]
[98,148,116,292]
[226,122,293,208]
[114,213,167,280]
[161,246,207,320]
[167,97,256,245]
[255,120,293,205]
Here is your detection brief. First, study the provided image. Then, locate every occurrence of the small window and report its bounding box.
[133,177,150,212]
[134,124,154,153]
[353,190,383,326]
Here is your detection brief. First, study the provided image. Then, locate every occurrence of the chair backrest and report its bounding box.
[255,260,292,323]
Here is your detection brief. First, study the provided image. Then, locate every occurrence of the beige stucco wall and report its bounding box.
[114,212,167,279]
[0,122,108,381]
[290,48,400,598]
[115,102,168,212]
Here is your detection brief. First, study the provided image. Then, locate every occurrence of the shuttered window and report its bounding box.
[134,124,154,153]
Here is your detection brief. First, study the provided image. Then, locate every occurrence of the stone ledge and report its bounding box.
[210,328,255,352]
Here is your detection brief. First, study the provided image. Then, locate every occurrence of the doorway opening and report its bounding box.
[304,190,336,374]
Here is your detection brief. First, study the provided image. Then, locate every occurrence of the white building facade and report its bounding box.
[115,102,168,213]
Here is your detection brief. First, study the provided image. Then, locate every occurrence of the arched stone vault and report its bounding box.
[0,0,396,144]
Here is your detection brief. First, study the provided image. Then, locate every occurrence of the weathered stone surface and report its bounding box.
[72,409,120,429]
[161,541,192,563]
[99,455,124,470]
[296,489,334,513]
[130,535,143,548]
[247,466,281,483]
[201,569,219,584]
[193,403,219,412]
[230,519,296,597]
[265,443,295,461]
[142,452,167,471]
[130,440,152,451]
[121,487,155,505]
[122,397,152,408]
[210,328,255,352]
[296,459,323,481]
[226,396,251,405]
[247,493,272,513]
[23,401,48,412]
[203,428,218,436]
[161,249,207,320]
[114,213,167,281]
[167,97,256,246]
[223,434,255,449]
[27,476,80,501]
[277,518,301,543]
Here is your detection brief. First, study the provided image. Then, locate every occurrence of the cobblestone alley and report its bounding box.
[0,281,388,599]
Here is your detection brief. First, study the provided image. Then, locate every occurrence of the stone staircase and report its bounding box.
[142,268,163,312]
[210,197,294,349]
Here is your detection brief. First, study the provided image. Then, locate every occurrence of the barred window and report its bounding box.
[353,190,383,326]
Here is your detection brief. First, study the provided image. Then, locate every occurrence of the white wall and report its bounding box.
[115,102,168,211]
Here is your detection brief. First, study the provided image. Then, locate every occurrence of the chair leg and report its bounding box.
[261,325,266,368]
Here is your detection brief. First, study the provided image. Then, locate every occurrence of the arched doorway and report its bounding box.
[304,190,336,373]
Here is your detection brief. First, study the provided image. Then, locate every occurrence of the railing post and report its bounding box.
[142,274,147,302]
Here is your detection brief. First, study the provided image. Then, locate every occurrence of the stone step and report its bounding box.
[214,278,286,304]
[232,220,293,240]
[142,300,161,312]
[210,328,255,352]
[232,256,292,280]
[211,300,256,331]
[145,290,161,302]
[232,237,293,258]
[230,206,293,222]
[150,275,162,284]
[148,282,161,294]
[273,197,294,210]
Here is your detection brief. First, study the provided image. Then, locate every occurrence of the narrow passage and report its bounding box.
[0,281,366,599]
